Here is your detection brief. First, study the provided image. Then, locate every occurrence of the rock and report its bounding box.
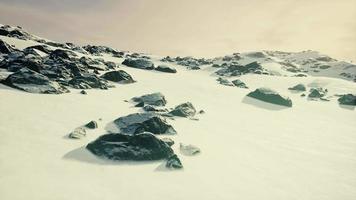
[68,74,110,89]
[80,90,87,95]
[198,110,205,114]
[132,92,167,106]
[82,45,120,56]
[135,101,145,107]
[85,121,98,129]
[166,154,183,169]
[2,68,69,94]
[232,79,248,88]
[113,113,177,135]
[49,49,76,60]
[247,88,293,107]
[161,138,175,146]
[24,45,52,54]
[288,84,306,92]
[122,58,154,70]
[308,88,327,98]
[101,70,135,83]
[155,65,177,73]
[180,143,201,156]
[0,40,15,54]
[338,94,356,106]
[86,132,174,161]
[68,127,86,139]
[142,105,168,112]
[217,77,234,86]
[169,102,196,117]
[301,93,306,97]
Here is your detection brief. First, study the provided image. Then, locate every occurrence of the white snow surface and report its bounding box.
[0,33,356,200]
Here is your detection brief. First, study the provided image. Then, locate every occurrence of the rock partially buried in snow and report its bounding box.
[166,154,183,169]
[113,113,177,135]
[232,79,248,88]
[68,74,111,89]
[86,132,174,161]
[161,138,175,146]
[68,127,86,139]
[122,58,154,70]
[308,88,327,98]
[338,94,356,106]
[247,88,293,107]
[0,40,15,54]
[101,70,135,83]
[155,65,177,73]
[85,121,98,129]
[180,143,201,156]
[169,102,196,117]
[288,84,306,92]
[217,77,234,86]
[2,68,69,94]
[132,92,167,106]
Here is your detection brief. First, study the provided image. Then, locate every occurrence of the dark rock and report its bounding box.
[247,88,293,107]
[308,88,327,98]
[68,74,110,89]
[0,40,15,54]
[288,84,306,92]
[2,68,69,94]
[155,65,177,73]
[80,90,87,95]
[217,77,234,86]
[301,93,306,97]
[85,121,98,129]
[82,45,119,56]
[166,154,183,169]
[24,45,52,54]
[169,102,196,117]
[49,49,76,60]
[161,138,175,146]
[132,92,167,106]
[142,105,168,112]
[180,143,201,156]
[122,58,154,70]
[338,94,356,106]
[101,70,135,83]
[68,128,86,139]
[135,102,145,107]
[232,79,248,88]
[86,132,174,161]
[198,110,205,114]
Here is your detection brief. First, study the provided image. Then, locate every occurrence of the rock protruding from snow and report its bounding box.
[169,102,197,117]
[180,143,201,156]
[132,92,167,106]
[0,40,15,54]
[155,65,177,73]
[85,121,98,129]
[101,70,135,83]
[288,84,306,92]
[215,61,263,77]
[86,132,174,161]
[338,94,356,106]
[68,74,111,89]
[68,127,86,139]
[232,79,248,88]
[2,68,69,94]
[308,88,327,98]
[113,113,177,135]
[161,138,175,146]
[217,77,234,86]
[166,154,183,169]
[122,58,154,70]
[247,88,293,107]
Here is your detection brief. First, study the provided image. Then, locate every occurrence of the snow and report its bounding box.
[1,35,356,200]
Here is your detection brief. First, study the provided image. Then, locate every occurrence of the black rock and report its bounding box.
[86,132,174,161]
[247,88,293,107]
[80,90,87,95]
[308,88,327,98]
[338,94,356,106]
[135,101,145,107]
[155,65,177,73]
[288,84,306,92]
[0,40,15,54]
[166,154,183,169]
[169,102,196,117]
[68,74,110,89]
[101,70,135,83]
[113,113,177,135]
[85,121,98,129]
[49,49,76,60]
[2,68,69,94]
[132,92,167,106]
[122,58,154,70]
[232,79,248,88]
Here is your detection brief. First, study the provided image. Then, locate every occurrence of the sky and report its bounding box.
[0,0,355,61]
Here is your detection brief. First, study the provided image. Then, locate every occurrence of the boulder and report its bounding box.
[68,127,86,139]
[113,113,177,135]
[86,132,174,161]
[68,74,110,89]
[2,68,69,94]
[338,94,356,106]
[217,77,234,86]
[85,121,98,129]
[155,65,177,73]
[101,70,135,83]
[288,84,306,92]
[247,88,293,107]
[308,88,327,98]
[132,92,167,106]
[122,58,154,70]
[180,143,201,156]
[169,102,196,117]
[232,79,248,88]
[166,154,183,169]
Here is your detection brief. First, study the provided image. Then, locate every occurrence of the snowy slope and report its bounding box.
[0,25,356,200]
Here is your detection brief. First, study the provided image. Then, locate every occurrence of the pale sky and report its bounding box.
[0,0,355,61]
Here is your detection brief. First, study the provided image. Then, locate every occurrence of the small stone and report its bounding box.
[68,127,86,139]
[80,90,87,95]
[85,121,98,129]
[166,154,183,169]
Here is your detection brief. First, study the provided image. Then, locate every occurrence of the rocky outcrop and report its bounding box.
[132,92,167,106]
[0,40,15,54]
[169,102,196,117]
[101,70,135,83]
[122,58,154,70]
[85,121,98,129]
[86,132,174,161]
[247,88,293,107]
[68,74,111,89]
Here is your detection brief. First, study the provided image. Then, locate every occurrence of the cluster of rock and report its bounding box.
[215,61,267,76]
[161,56,212,70]
[216,77,248,88]
[0,39,137,93]
[122,58,177,73]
